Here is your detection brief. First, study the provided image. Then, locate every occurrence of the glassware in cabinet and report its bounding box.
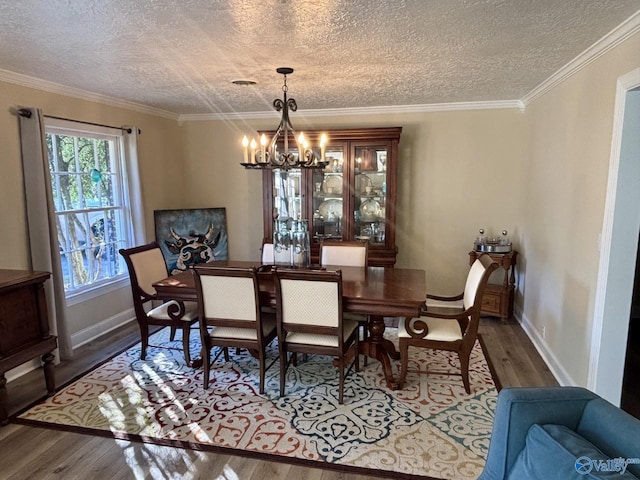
[353,146,389,246]
[311,146,345,245]
[272,168,302,221]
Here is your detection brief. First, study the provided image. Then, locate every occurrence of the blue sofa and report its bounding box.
[479,387,640,479]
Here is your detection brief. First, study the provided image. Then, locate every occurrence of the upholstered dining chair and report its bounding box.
[398,253,499,393]
[319,239,368,267]
[261,239,275,264]
[119,242,198,365]
[273,268,359,404]
[192,264,277,394]
[319,239,370,364]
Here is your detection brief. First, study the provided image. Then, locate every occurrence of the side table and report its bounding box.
[0,269,57,425]
[469,250,518,322]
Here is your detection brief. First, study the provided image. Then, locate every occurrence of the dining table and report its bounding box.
[152,260,426,389]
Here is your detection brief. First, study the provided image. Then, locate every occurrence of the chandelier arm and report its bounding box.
[267,122,286,167]
[240,67,327,170]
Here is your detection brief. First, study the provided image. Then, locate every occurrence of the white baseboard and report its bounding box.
[70,308,136,349]
[514,305,575,386]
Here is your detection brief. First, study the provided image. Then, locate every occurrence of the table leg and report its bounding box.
[359,315,400,389]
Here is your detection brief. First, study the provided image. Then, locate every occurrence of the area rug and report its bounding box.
[16,327,499,480]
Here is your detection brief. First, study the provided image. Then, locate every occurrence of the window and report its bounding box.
[46,120,134,298]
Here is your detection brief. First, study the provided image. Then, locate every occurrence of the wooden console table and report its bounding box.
[469,250,518,321]
[0,269,57,425]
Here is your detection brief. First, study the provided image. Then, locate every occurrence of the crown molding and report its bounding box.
[521,10,640,107]
[0,65,521,122]
[0,68,179,120]
[178,99,524,122]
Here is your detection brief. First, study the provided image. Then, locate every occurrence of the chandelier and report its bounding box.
[240,67,328,170]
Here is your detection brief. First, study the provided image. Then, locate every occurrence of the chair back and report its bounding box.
[319,240,368,267]
[119,242,168,300]
[462,254,500,332]
[261,241,275,264]
[192,265,261,326]
[462,257,492,310]
[274,268,343,332]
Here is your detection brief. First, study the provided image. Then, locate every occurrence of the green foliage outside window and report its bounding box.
[46,130,127,292]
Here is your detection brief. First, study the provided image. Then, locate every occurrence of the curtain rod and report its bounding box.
[17,109,141,134]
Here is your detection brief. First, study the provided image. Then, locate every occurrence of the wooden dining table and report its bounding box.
[152,260,426,389]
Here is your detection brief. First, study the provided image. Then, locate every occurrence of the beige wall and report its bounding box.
[520,30,640,386]
[180,109,527,292]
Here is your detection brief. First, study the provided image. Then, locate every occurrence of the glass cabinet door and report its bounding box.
[353,144,389,246]
[310,145,346,246]
[272,168,302,222]
[261,127,401,266]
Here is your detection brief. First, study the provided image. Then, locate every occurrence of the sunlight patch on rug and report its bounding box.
[17,328,497,480]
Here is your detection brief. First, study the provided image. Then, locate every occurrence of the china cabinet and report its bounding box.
[261,127,402,266]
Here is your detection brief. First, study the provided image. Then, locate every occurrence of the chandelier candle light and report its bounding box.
[240,67,328,170]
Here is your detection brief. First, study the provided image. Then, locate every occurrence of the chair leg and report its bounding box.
[202,346,211,389]
[223,347,230,362]
[139,323,149,360]
[169,326,177,341]
[279,350,287,398]
[398,339,409,389]
[362,319,368,366]
[459,350,471,394]
[182,325,191,366]
[338,357,345,404]
[258,351,266,394]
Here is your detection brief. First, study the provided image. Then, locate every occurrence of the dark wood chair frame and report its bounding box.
[273,267,359,404]
[119,242,198,365]
[399,253,499,393]
[192,265,278,394]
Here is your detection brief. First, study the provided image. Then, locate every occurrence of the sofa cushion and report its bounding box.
[506,424,639,480]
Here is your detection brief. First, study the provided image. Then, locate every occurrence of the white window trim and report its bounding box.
[65,275,130,306]
[45,117,138,300]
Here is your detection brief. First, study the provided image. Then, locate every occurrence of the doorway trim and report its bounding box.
[589,67,640,405]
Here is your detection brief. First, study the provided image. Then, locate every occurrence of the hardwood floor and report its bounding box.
[0,317,557,480]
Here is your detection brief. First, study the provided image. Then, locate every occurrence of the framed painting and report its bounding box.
[154,208,229,274]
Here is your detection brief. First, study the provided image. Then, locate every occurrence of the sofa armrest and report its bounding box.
[478,386,598,480]
[578,398,640,478]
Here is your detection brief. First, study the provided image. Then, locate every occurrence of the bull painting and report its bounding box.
[165,225,221,273]
[154,208,229,274]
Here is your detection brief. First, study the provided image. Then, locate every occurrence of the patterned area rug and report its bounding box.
[16,328,499,480]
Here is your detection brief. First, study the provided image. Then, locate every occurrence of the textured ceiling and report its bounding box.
[0,0,639,115]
